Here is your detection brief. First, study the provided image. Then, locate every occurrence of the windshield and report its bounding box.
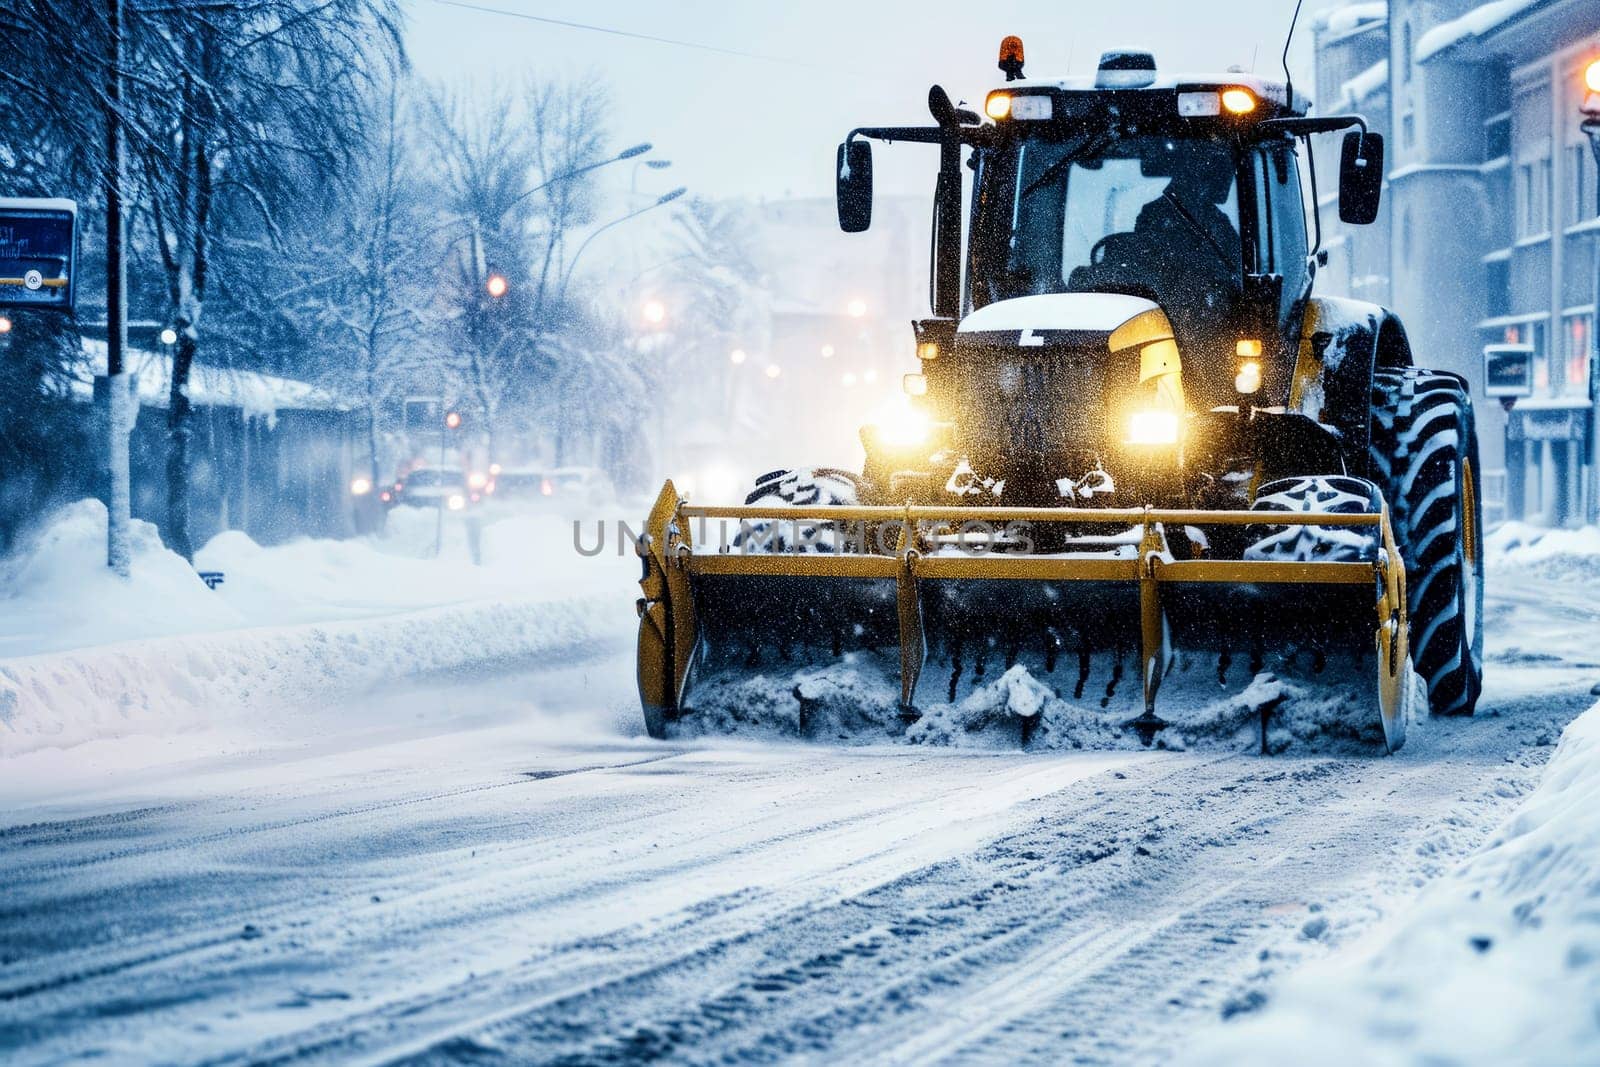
[971,134,1242,311]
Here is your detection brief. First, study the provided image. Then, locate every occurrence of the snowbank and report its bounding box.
[0,596,618,759]
[0,500,244,658]
[1186,697,1600,1065]
[1486,521,1600,583]
[0,500,637,758]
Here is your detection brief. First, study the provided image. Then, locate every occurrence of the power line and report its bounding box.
[428,0,862,75]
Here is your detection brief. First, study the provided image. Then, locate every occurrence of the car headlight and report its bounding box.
[446,493,467,511]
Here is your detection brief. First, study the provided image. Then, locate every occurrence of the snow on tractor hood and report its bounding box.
[957,293,1174,357]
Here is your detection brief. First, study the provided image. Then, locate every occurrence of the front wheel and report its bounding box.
[1370,368,1484,716]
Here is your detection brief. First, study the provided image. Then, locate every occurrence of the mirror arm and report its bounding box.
[847,125,995,149]
[1258,114,1368,139]
[1304,133,1323,257]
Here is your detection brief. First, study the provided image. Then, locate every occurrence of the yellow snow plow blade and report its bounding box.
[635,480,1411,752]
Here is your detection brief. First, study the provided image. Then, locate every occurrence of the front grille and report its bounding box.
[951,344,1111,465]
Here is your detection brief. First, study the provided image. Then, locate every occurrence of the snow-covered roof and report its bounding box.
[0,196,77,215]
[1313,2,1387,37]
[1417,0,1540,64]
[74,339,347,418]
[999,72,1308,114]
[1340,58,1389,108]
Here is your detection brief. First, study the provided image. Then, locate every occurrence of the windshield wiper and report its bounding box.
[1018,131,1116,203]
[1159,190,1235,271]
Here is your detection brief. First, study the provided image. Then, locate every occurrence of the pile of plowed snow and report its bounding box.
[0,500,635,757]
[671,652,1425,754]
[1186,696,1600,1066]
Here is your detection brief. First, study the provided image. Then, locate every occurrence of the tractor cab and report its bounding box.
[968,75,1313,408]
[837,46,1384,415]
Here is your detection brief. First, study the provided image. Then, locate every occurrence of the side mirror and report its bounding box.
[836,140,873,233]
[1338,130,1384,225]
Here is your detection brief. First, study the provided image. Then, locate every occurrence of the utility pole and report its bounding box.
[104,0,132,576]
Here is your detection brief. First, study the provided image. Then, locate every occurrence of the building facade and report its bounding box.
[1315,0,1600,526]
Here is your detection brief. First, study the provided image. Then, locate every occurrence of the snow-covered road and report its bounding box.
[2,579,1597,1065]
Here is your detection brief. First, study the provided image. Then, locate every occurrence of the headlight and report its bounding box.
[873,395,931,447]
[1234,360,1262,394]
[446,493,467,511]
[349,476,372,496]
[1126,409,1180,446]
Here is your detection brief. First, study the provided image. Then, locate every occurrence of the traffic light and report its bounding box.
[444,410,462,430]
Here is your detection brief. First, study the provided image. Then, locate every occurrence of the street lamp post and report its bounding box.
[557,187,689,304]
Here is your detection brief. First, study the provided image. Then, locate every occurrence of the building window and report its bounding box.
[1402,111,1416,149]
[1402,22,1413,84]
[1564,314,1593,393]
[1570,142,1598,224]
[1514,156,1552,238]
[1401,208,1413,267]
[1484,112,1510,162]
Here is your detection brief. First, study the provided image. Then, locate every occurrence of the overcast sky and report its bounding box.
[402,0,1348,205]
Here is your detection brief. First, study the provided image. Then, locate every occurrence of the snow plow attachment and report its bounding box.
[635,481,1412,752]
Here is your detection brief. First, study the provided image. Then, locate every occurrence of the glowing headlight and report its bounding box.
[1126,409,1180,446]
[985,92,1012,119]
[874,395,931,447]
[467,471,488,490]
[349,476,372,496]
[1234,359,1263,394]
[446,493,467,511]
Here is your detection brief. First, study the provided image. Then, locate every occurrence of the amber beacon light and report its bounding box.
[998,35,1025,81]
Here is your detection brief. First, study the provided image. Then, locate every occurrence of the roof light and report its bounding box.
[985,92,1012,120]
[1221,87,1257,114]
[1009,95,1053,121]
[1177,91,1221,117]
[998,35,1025,81]
[1095,50,1157,89]
[1586,58,1600,94]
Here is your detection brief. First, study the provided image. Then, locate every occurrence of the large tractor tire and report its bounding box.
[734,467,862,553]
[1369,368,1484,716]
[744,467,862,507]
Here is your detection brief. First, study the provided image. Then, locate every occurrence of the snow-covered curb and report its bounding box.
[1186,697,1600,1065]
[0,595,623,759]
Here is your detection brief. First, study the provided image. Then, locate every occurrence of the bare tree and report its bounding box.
[423,78,610,457]
[130,0,403,559]
[289,78,436,490]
